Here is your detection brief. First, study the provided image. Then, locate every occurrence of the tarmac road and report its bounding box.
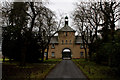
[46,60,87,80]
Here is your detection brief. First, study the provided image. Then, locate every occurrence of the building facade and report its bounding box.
[48,16,88,59]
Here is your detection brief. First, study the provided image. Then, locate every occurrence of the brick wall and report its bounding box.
[48,31,89,59]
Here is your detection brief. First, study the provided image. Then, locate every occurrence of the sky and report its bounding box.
[1,0,119,27]
[46,0,120,29]
[0,0,120,28]
[47,0,78,16]
[46,0,79,27]
[45,0,82,35]
[0,0,80,28]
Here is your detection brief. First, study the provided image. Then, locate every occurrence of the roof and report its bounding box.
[50,36,83,44]
[116,29,120,32]
[75,36,83,44]
[50,36,90,44]
[50,36,58,44]
[50,35,91,44]
[59,25,75,32]
[75,36,91,44]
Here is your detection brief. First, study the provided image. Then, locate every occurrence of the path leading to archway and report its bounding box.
[46,60,87,79]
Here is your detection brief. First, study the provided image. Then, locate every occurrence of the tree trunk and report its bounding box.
[88,45,92,61]
[41,48,45,62]
[95,27,98,40]
[45,39,51,60]
[30,16,36,32]
[84,46,88,61]
[108,55,112,67]
[20,42,27,66]
[46,46,49,60]
[2,56,5,62]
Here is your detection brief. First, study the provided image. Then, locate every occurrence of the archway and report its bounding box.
[62,48,71,59]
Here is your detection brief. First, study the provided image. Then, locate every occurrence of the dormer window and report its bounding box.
[80,44,84,49]
[51,44,55,49]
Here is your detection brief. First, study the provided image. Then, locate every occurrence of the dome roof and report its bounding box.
[65,16,68,19]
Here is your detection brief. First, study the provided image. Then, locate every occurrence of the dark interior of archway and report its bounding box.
[62,52,71,59]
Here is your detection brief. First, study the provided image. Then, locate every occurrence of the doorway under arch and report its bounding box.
[62,48,71,59]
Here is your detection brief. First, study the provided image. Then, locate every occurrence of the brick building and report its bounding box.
[48,16,89,59]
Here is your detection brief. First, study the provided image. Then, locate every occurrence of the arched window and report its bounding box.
[65,32,67,36]
[52,52,55,57]
[66,40,67,44]
[69,40,71,44]
[80,44,84,49]
[80,52,84,57]
[62,40,64,45]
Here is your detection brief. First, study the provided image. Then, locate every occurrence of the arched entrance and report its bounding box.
[62,48,71,59]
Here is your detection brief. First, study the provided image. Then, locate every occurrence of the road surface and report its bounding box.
[46,60,87,80]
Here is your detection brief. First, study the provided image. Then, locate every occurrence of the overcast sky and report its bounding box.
[47,0,78,16]
[46,0,79,27]
[1,0,119,27]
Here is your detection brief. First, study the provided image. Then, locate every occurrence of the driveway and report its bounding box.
[46,60,87,80]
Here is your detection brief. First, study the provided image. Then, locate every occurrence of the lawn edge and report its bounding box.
[72,59,89,80]
[44,60,62,79]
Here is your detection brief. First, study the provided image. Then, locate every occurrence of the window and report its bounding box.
[62,40,64,44]
[65,32,67,36]
[69,40,72,44]
[44,52,47,57]
[51,44,55,49]
[80,52,84,57]
[69,32,71,35]
[66,40,67,44]
[80,44,84,49]
[52,52,55,57]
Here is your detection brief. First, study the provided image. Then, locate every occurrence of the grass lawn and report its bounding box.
[2,59,62,80]
[72,59,120,80]
[0,58,9,62]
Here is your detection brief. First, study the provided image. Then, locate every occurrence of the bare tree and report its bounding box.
[1,1,60,63]
[73,0,120,60]
[99,1,120,41]
[24,2,62,61]
[73,2,90,60]
[34,7,63,60]
[73,2,104,60]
